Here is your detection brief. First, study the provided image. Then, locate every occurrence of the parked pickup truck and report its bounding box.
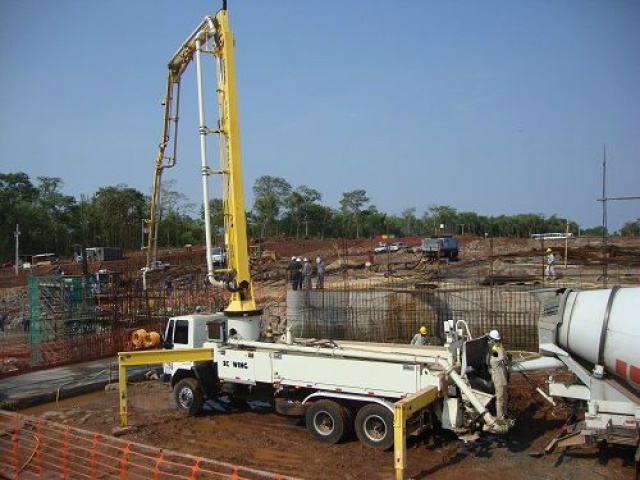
[421,236,459,260]
[373,242,390,254]
[389,242,410,252]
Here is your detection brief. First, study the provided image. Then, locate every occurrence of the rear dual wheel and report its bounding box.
[354,404,394,450]
[305,400,394,450]
[305,400,352,444]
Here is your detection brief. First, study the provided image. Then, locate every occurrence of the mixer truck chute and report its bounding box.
[513,287,640,471]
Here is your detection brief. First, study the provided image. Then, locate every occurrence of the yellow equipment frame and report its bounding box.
[393,385,439,480]
[117,348,213,428]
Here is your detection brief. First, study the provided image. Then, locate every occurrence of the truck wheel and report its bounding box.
[174,377,204,415]
[355,404,394,450]
[305,400,349,444]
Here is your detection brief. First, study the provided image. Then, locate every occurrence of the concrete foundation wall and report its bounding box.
[286,286,540,350]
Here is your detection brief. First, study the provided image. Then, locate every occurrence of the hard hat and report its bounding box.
[489,329,501,341]
[546,248,552,253]
[304,258,308,262]
[296,257,301,261]
[419,326,427,335]
[291,256,296,261]
[316,257,321,263]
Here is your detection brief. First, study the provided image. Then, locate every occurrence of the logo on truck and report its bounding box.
[222,360,249,369]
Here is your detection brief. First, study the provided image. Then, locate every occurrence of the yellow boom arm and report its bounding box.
[145,8,258,314]
[213,10,257,313]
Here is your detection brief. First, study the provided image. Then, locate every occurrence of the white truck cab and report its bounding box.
[162,314,219,379]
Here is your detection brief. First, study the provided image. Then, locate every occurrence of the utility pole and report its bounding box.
[602,145,608,285]
[14,224,20,275]
[564,219,569,270]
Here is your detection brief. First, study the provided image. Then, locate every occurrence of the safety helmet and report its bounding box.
[296,257,301,261]
[546,248,552,253]
[419,326,427,335]
[304,258,308,262]
[291,256,296,261]
[316,257,321,263]
[489,329,501,341]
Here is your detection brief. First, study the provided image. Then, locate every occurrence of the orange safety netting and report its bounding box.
[0,411,292,480]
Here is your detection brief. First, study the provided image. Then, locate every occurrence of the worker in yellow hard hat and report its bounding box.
[545,248,556,280]
[411,325,431,346]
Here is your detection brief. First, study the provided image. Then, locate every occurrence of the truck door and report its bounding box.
[163,318,192,377]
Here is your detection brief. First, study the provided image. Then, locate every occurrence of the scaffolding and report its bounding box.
[28,275,96,366]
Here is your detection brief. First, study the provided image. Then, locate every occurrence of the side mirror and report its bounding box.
[162,334,173,350]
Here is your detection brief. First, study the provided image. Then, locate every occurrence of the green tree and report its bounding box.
[581,226,607,236]
[90,185,146,248]
[340,189,370,238]
[0,172,39,258]
[401,207,417,236]
[620,220,640,236]
[35,177,77,253]
[284,185,322,237]
[427,205,458,234]
[252,176,291,237]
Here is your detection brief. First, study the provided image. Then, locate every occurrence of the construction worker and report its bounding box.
[315,257,325,289]
[302,258,312,289]
[287,256,299,290]
[487,329,508,422]
[295,257,304,290]
[411,326,430,346]
[545,248,556,280]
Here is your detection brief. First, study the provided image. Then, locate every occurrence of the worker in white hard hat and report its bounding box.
[487,329,508,422]
[295,257,304,289]
[287,256,301,290]
[315,257,325,289]
[545,248,556,280]
[302,258,312,289]
[410,326,431,346]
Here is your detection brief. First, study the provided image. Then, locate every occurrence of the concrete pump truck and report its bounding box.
[117,4,527,479]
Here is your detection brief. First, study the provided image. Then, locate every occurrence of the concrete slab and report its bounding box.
[0,357,159,409]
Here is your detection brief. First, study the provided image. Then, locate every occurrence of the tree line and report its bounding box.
[1,171,638,261]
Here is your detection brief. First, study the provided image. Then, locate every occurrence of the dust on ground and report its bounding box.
[21,377,637,480]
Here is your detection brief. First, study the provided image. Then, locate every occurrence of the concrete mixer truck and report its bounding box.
[513,286,640,472]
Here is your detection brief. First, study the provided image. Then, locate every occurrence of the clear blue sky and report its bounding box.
[1,1,638,230]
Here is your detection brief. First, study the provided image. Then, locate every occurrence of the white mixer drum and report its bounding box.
[558,287,640,392]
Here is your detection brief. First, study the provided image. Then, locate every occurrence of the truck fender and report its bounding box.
[170,368,195,388]
[301,391,394,413]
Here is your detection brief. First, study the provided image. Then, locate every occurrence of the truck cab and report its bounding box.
[162,314,219,381]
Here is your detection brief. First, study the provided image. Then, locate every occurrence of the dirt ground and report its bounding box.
[21,375,637,480]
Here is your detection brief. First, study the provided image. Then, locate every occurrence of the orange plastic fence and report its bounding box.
[0,411,292,480]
